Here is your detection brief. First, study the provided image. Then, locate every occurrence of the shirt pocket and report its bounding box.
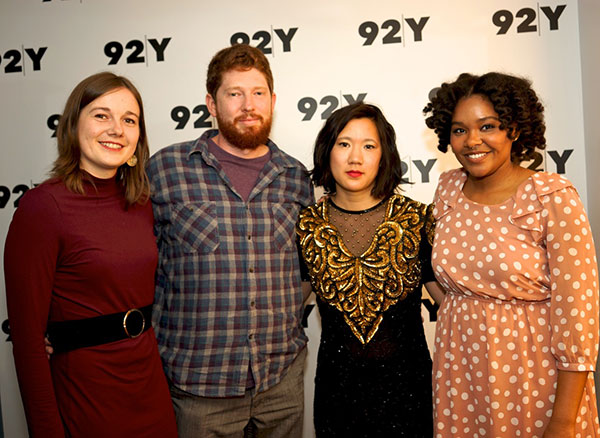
[271,202,299,252]
[169,202,220,253]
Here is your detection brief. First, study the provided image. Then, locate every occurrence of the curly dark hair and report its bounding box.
[423,72,546,162]
[311,102,403,199]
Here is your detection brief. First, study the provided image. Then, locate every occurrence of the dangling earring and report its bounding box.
[127,154,138,167]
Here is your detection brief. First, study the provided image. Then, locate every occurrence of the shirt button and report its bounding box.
[248,333,254,340]
[249,268,254,273]
[248,235,252,240]
[250,301,256,307]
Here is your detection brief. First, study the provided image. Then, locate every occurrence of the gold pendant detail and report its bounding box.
[297,196,435,344]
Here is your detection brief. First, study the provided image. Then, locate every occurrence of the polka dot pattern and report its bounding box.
[431,169,600,438]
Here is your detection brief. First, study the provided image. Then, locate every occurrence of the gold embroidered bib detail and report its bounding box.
[297,195,434,344]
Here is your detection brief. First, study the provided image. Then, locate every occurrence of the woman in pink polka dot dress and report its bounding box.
[423,72,599,438]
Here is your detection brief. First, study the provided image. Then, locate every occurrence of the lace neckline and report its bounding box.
[329,198,386,215]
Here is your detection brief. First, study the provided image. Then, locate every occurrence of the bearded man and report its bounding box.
[147,44,314,438]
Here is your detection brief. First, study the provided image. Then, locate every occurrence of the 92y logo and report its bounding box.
[171,105,212,130]
[399,148,573,186]
[230,28,298,55]
[298,93,367,121]
[0,47,47,74]
[358,17,429,46]
[2,319,10,342]
[493,5,566,35]
[0,184,31,209]
[48,114,60,138]
[104,37,171,65]
[523,149,573,174]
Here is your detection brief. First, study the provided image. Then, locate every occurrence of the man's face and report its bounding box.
[206,68,276,150]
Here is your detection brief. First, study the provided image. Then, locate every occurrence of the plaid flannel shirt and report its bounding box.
[148,129,314,397]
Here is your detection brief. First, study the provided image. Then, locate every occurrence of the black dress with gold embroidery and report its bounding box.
[297,195,435,437]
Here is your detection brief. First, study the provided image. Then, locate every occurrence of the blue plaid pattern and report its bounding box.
[148,129,314,397]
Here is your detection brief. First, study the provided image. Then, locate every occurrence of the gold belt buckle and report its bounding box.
[123,308,145,338]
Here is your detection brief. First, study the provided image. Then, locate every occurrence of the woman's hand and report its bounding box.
[542,418,575,438]
[541,370,587,438]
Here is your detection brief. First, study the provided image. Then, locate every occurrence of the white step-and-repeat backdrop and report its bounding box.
[0,1,588,436]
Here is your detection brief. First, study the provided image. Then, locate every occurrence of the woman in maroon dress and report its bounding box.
[4,72,177,438]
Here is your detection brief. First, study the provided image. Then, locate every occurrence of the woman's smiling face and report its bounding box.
[77,87,140,178]
[450,94,516,180]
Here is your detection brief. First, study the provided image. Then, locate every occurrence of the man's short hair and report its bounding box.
[206,44,274,98]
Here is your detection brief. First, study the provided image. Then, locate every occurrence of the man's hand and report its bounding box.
[45,336,53,359]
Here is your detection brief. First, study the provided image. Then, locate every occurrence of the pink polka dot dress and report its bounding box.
[432,169,600,438]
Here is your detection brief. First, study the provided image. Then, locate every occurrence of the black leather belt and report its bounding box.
[46,304,153,353]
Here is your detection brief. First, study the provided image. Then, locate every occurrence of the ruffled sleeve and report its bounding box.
[508,172,573,244]
[519,173,599,371]
[432,169,466,221]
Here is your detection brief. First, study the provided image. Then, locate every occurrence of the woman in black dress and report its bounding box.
[297,103,443,437]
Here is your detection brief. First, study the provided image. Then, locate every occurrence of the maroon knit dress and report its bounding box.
[4,175,177,438]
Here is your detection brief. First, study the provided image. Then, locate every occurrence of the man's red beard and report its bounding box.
[217,112,272,150]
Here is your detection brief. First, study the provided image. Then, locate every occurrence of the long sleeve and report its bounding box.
[4,188,65,437]
[544,185,599,371]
